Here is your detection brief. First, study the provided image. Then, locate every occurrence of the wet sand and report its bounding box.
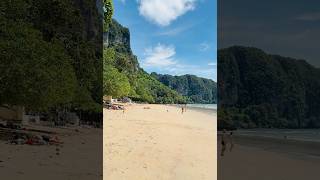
[104,104,217,180]
[218,134,320,180]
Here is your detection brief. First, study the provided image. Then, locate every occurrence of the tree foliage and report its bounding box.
[0,0,103,112]
[103,48,131,97]
[103,0,113,31]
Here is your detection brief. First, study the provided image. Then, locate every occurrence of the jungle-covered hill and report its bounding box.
[151,73,217,104]
[103,19,186,104]
[104,19,218,104]
[218,46,320,129]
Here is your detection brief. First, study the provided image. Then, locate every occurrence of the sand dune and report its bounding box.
[103,104,217,180]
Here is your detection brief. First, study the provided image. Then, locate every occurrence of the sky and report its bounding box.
[113,0,217,81]
[219,0,320,67]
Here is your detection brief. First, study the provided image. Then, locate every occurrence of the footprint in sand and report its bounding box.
[111,168,118,172]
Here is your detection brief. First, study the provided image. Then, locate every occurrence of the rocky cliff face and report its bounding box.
[104,19,139,73]
[104,19,131,53]
[73,0,102,41]
[103,19,187,104]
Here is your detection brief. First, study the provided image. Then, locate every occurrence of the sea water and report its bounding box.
[236,129,320,143]
[186,104,217,110]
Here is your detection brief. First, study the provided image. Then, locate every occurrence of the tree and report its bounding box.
[0,20,77,111]
[103,48,130,97]
[0,0,104,115]
[103,65,131,98]
[103,0,113,31]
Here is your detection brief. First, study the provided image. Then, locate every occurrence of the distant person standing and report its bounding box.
[221,129,227,156]
[181,106,184,114]
[229,131,234,152]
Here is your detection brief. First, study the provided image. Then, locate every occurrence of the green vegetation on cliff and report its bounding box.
[218,46,320,129]
[0,0,104,112]
[151,73,217,104]
[103,20,187,104]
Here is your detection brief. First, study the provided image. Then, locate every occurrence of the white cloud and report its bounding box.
[296,12,320,21]
[199,42,210,51]
[137,0,197,26]
[143,44,177,67]
[142,43,217,80]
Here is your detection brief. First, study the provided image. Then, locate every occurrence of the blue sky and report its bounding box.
[219,0,320,67]
[113,0,217,81]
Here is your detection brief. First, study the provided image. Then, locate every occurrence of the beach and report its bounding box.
[104,104,217,180]
[0,126,102,180]
[218,132,320,180]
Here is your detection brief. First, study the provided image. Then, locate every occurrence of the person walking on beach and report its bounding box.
[221,129,227,156]
[229,131,234,152]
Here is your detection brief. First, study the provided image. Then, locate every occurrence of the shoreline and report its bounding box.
[219,128,320,143]
[218,131,320,180]
[164,104,217,114]
[186,106,216,114]
[219,133,320,157]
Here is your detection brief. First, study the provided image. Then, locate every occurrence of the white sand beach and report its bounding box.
[103,104,217,180]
